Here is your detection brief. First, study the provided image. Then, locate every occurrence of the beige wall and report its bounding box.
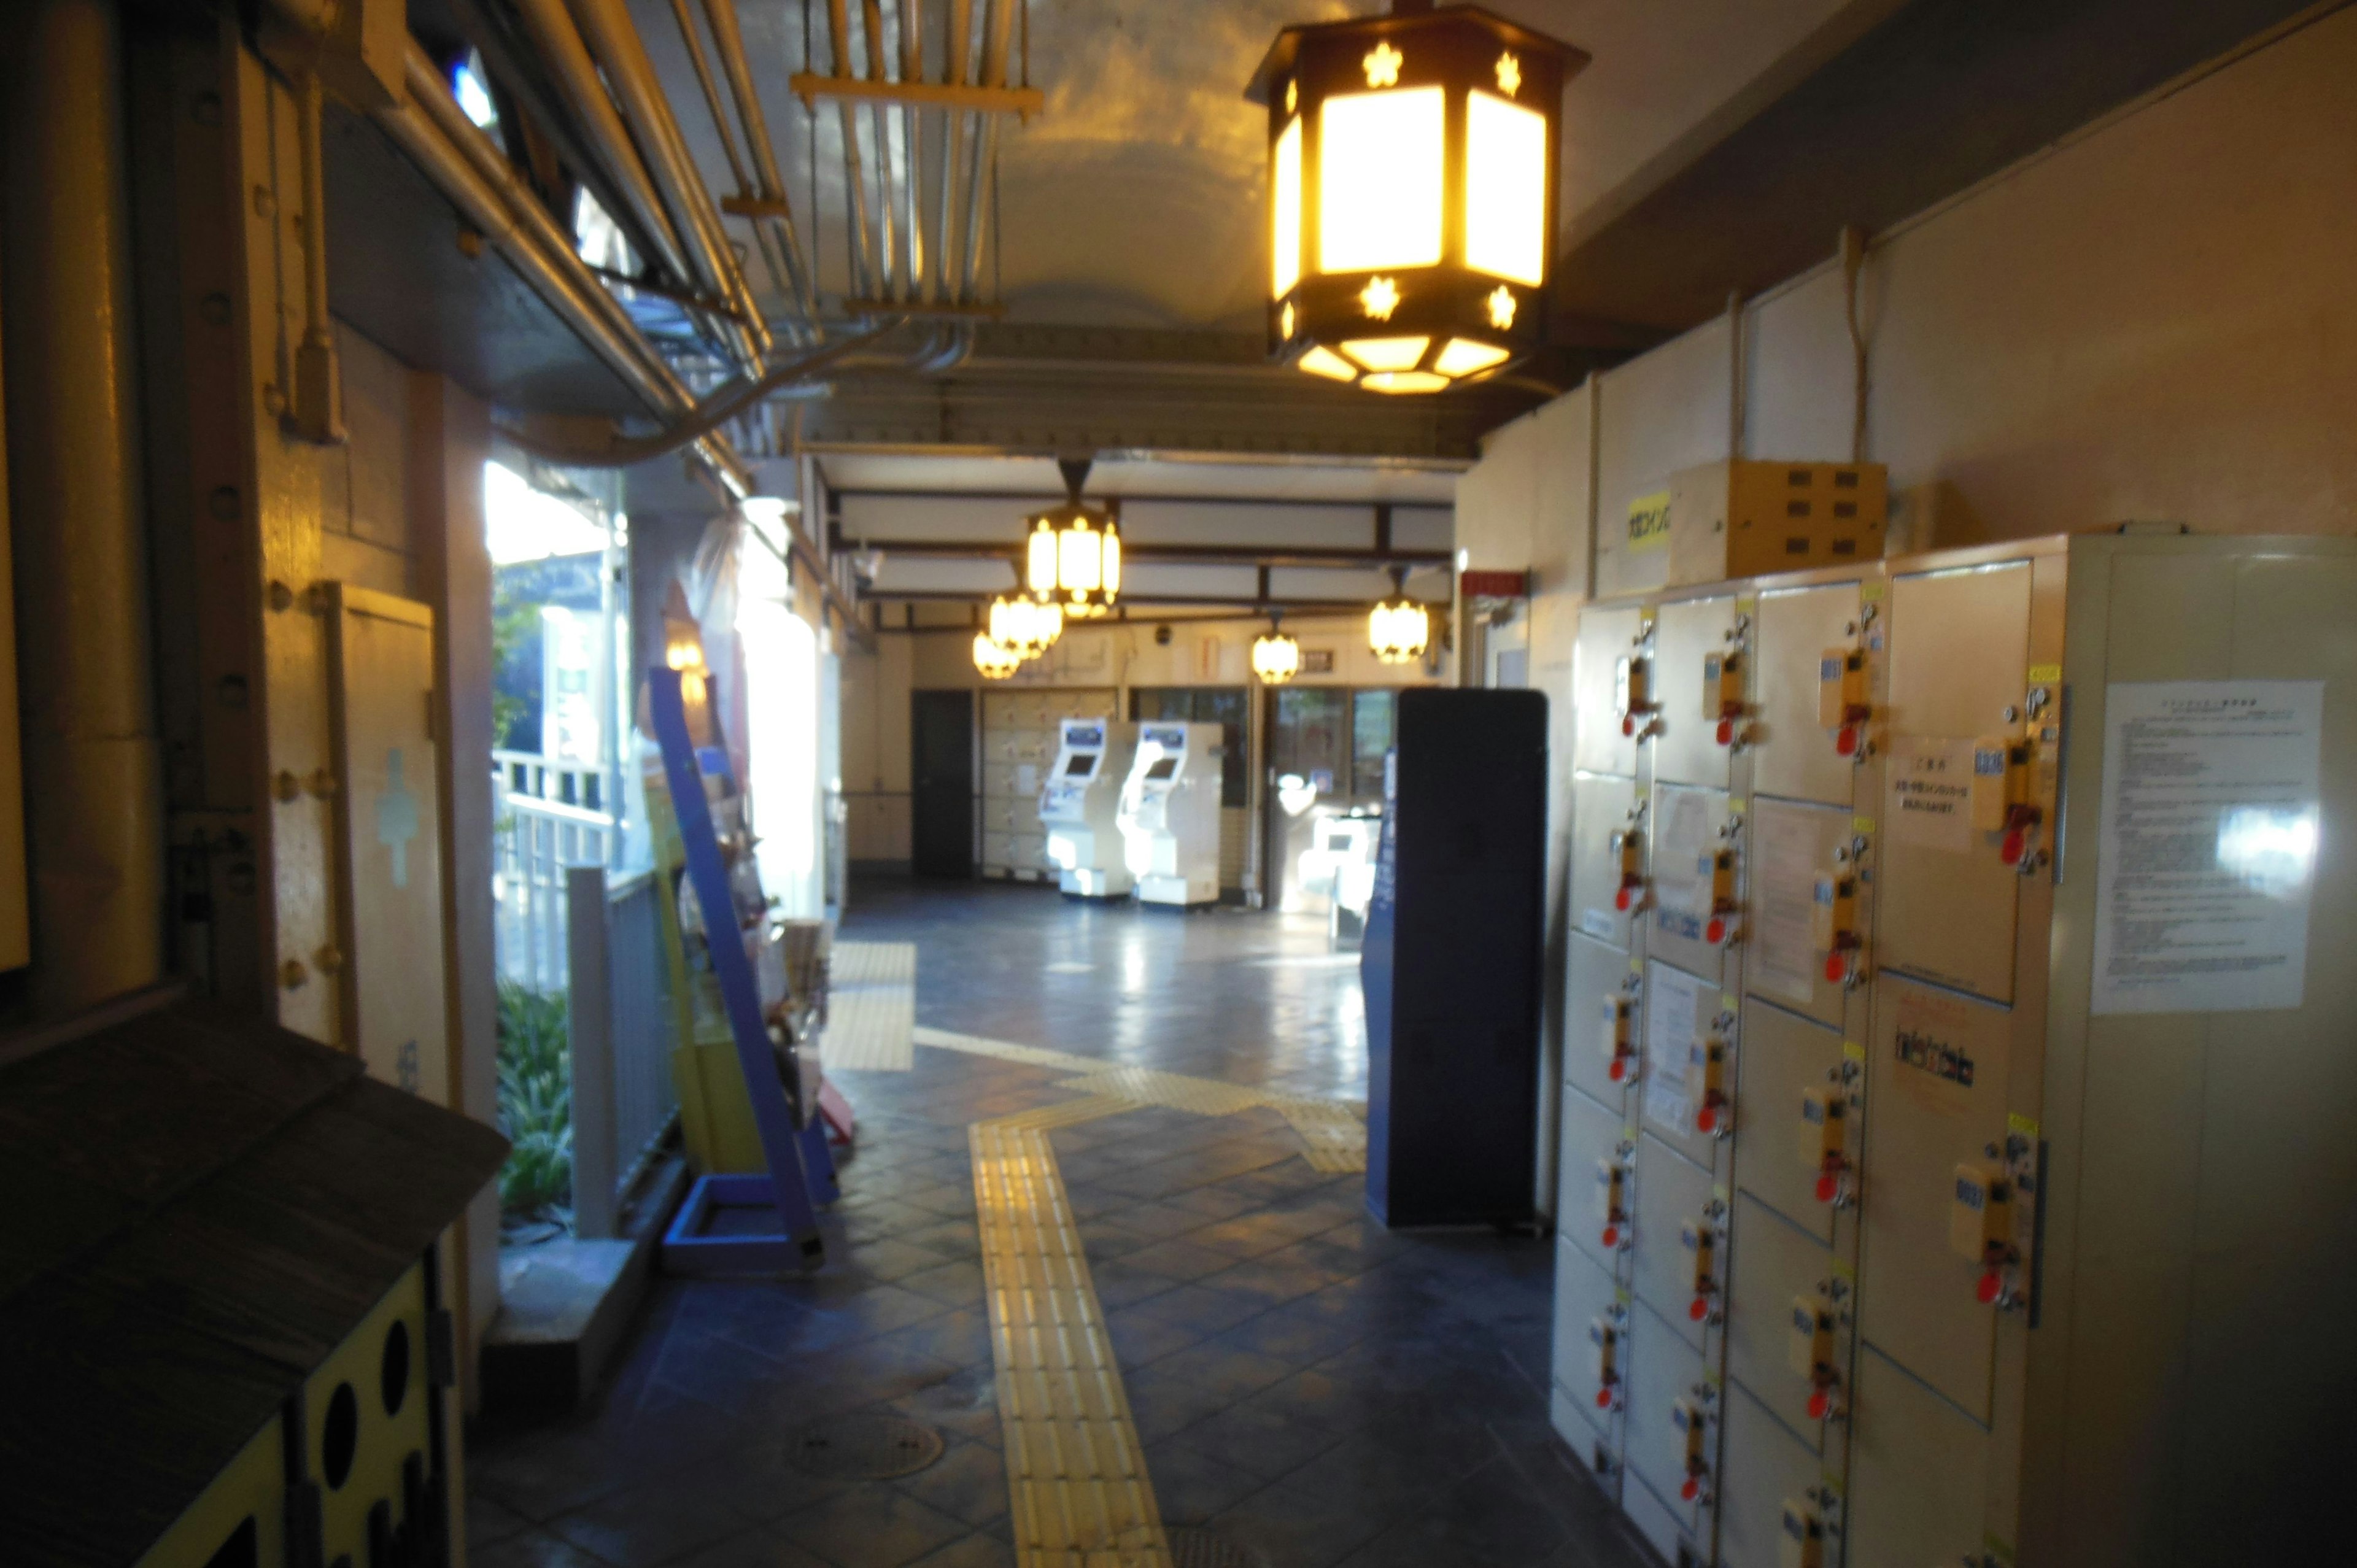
[839,611,1449,865]
[319,322,424,595]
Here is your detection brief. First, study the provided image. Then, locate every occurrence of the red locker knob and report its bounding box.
[1808,1388,1832,1421]
[1705,916,1730,945]
[1608,1057,1628,1083]
[1595,1387,1614,1410]
[1600,1224,1620,1248]
[1621,715,1638,737]
[1824,951,1848,983]
[1695,1105,1718,1134]
[1815,1171,1842,1204]
[1615,886,1633,911]
[1835,724,1860,757]
[1680,1477,1700,1502]
[1716,717,1735,746]
[2000,827,2027,865]
[1689,1296,1710,1323]
[1977,1269,2004,1305]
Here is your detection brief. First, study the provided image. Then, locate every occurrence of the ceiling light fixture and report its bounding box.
[1025,455,1121,619]
[988,593,1062,660]
[1368,566,1431,666]
[972,633,1022,680]
[1249,2,1587,396]
[1252,617,1302,685]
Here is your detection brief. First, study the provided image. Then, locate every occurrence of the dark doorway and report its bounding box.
[910,690,975,878]
[1264,687,1396,916]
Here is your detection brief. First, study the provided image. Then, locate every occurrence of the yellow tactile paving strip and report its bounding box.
[971,1114,1172,1568]
[916,1025,1369,1174]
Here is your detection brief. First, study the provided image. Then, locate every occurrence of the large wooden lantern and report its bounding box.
[1248,2,1585,393]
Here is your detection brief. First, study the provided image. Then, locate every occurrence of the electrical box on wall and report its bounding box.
[1597,462,1887,598]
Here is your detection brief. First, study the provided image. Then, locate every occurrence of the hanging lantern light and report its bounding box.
[972,632,1022,680]
[1252,617,1302,685]
[988,593,1062,659]
[1248,2,1586,394]
[1025,455,1121,617]
[1368,568,1432,665]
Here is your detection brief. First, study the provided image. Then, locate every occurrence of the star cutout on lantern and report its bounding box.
[1363,41,1402,88]
[1488,286,1517,330]
[1361,276,1401,320]
[1496,51,1521,96]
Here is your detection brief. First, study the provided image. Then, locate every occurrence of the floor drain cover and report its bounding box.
[788,1413,945,1480]
[1164,1527,1263,1568]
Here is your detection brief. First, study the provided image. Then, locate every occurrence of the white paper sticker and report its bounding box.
[1643,960,1708,1134]
[1889,737,1975,851]
[1016,763,1039,793]
[1752,801,1825,1005]
[1652,786,1715,944]
[2092,681,2323,1014]
[1579,906,1620,942]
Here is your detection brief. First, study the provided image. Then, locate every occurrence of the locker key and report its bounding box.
[1703,848,1741,946]
[1681,1218,1719,1322]
[1705,647,1747,745]
[1789,1294,1841,1419]
[1779,1497,1827,1568]
[1590,1316,1622,1409]
[1601,995,1638,1083]
[1690,1026,1731,1135]
[1616,654,1657,738]
[1811,872,1860,981]
[1800,1088,1848,1203]
[1672,1394,1713,1501]
[1595,1156,1631,1249]
[1952,1161,2018,1304]
[1611,826,1647,911]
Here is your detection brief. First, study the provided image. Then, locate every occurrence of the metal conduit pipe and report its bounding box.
[699,0,818,324]
[932,0,972,301]
[1,0,166,1013]
[825,0,877,298]
[959,0,1013,301]
[897,0,923,300]
[860,0,899,297]
[664,0,797,335]
[508,0,697,290]
[564,0,770,372]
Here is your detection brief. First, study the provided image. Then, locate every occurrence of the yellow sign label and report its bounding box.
[1733,597,1757,614]
[2026,663,2062,685]
[1852,816,1876,835]
[1859,580,1886,601]
[2007,1111,2041,1140]
[1843,1040,1867,1062]
[1627,490,1672,554]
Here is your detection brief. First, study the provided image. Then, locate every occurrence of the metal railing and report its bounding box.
[567,865,680,1239]
[493,749,614,991]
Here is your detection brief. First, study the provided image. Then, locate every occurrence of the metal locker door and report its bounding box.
[1574,605,1647,777]
[1639,957,1730,1172]
[1717,1383,1839,1568]
[1751,582,1865,808]
[1623,1299,1719,1558]
[1878,562,2033,1003]
[1858,976,2014,1422]
[1848,1345,1988,1568]
[1744,798,1860,1032]
[1735,1001,1850,1244]
[1725,1192,1843,1454]
[1569,771,1643,951]
[1648,782,1736,986]
[1630,1132,1719,1352]
[1552,1235,1631,1464]
[1559,1079,1637,1275]
[326,585,447,1103]
[1652,595,1743,789]
[1566,933,1642,1113]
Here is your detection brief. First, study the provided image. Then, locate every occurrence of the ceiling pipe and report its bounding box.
[824,0,880,299]
[932,0,972,301]
[563,0,770,374]
[959,0,1015,303]
[697,0,819,327]
[505,0,698,292]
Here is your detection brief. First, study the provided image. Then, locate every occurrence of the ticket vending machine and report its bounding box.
[1040,718,1136,898]
[1117,722,1221,908]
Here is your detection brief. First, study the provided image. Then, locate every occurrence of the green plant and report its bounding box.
[491,589,534,749]
[495,980,573,1222]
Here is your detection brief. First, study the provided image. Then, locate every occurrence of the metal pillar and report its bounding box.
[1,0,166,1014]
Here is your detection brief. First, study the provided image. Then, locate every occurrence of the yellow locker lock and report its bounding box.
[1589,1317,1621,1410]
[1616,654,1657,738]
[1779,1498,1827,1568]
[1595,1156,1630,1249]
[1809,873,1860,985]
[1970,735,2045,863]
[1787,1294,1841,1419]
[1680,1218,1719,1323]
[1689,1032,1730,1134]
[1703,849,1741,946]
[1705,648,1746,745]
[1817,646,1869,730]
[1672,1394,1711,1501]
[1601,995,1638,1083]
[1951,1161,2016,1303]
[1800,1088,1848,1203]
[1611,826,1647,911]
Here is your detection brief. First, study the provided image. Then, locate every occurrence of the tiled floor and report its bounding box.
[467,879,1651,1568]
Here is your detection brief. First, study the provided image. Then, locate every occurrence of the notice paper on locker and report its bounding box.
[1644,961,1711,1134]
[2092,680,2324,1014]
[1751,807,1822,1007]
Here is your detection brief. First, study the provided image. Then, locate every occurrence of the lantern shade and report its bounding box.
[1024,501,1121,617]
[1248,6,1587,394]
[989,595,1062,659]
[1368,594,1432,665]
[972,633,1022,679]
[1252,630,1302,685]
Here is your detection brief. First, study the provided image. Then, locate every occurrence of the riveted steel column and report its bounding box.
[1,0,167,1014]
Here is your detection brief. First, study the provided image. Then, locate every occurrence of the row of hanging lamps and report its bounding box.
[988,593,1063,659]
[1248,2,1586,394]
[972,633,1022,680]
[1026,455,1121,617]
[1252,616,1302,684]
[1368,568,1433,665]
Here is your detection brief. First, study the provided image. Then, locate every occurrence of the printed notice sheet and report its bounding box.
[2092,681,2323,1014]
[1643,960,1707,1135]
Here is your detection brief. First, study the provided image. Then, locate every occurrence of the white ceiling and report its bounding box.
[818,450,1461,502]
[649,1,1879,333]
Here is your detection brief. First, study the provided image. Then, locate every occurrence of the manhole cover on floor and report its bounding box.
[788,1413,945,1480]
[1164,1527,1263,1568]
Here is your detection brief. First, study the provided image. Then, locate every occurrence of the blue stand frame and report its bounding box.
[646,668,837,1273]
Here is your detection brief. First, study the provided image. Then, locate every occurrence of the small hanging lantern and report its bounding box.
[1368,568,1431,665]
[1248,2,1587,394]
[1025,455,1121,617]
[972,632,1022,680]
[988,593,1062,660]
[1252,617,1302,685]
